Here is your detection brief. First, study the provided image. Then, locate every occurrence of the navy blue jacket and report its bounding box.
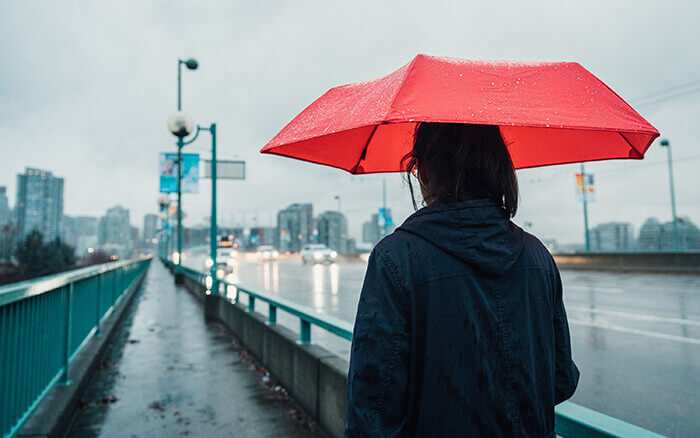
[346,199,579,437]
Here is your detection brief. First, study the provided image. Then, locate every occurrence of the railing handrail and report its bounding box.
[0,256,153,307]
[173,260,353,340]
[234,284,354,340]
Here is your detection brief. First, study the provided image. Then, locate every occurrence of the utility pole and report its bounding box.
[660,139,679,250]
[207,124,218,294]
[580,163,591,252]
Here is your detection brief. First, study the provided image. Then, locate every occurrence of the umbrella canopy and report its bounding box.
[261,54,659,174]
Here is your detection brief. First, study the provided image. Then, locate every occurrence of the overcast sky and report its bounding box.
[1,0,698,245]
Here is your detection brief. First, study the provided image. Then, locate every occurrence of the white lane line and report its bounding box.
[567,305,700,327]
[569,319,700,345]
[566,285,624,294]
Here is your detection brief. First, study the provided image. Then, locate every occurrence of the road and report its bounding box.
[183,252,700,437]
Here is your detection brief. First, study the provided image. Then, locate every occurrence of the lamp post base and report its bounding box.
[174,272,185,285]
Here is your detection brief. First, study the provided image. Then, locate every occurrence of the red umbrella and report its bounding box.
[261,54,659,173]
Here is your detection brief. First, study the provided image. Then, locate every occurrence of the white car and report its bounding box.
[256,245,279,261]
[205,249,237,279]
[301,244,337,264]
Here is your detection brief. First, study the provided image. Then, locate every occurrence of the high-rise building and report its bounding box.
[0,187,10,226]
[249,226,277,248]
[62,216,98,256]
[14,168,64,240]
[362,213,381,245]
[277,203,313,253]
[637,218,661,250]
[637,217,700,250]
[661,217,700,250]
[143,214,158,243]
[317,211,348,253]
[98,205,131,258]
[590,222,634,252]
[362,210,395,246]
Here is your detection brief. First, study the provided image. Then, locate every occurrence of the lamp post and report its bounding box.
[170,122,219,293]
[157,196,169,260]
[178,58,198,111]
[660,139,679,250]
[198,124,219,294]
[167,58,198,284]
[334,195,341,212]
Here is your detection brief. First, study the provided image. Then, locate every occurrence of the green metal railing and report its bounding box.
[166,258,664,437]
[0,257,151,438]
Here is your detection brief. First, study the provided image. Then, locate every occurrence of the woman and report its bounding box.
[346,123,579,437]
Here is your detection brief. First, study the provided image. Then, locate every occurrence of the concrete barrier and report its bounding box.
[187,285,348,438]
[553,251,700,274]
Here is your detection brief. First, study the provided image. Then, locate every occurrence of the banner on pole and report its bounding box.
[159,153,200,193]
[378,208,393,228]
[575,173,595,203]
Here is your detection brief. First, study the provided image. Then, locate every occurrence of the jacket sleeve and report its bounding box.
[346,247,410,437]
[552,264,580,404]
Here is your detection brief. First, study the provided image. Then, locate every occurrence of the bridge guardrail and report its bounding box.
[165,258,664,438]
[0,257,151,438]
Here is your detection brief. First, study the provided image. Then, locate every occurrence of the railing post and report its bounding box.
[268,305,277,325]
[59,282,73,386]
[299,319,311,344]
[248,296,255,312]
[95,274,102,337]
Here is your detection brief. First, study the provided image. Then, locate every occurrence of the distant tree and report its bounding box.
[14,231,76,281]
[0,222,20,261]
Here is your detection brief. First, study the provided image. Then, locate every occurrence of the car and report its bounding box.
[205,248,238,279]
[256,245,279,261]
[300,244,337,264]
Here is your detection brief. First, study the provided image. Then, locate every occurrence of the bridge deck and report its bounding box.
[68,261,315,437]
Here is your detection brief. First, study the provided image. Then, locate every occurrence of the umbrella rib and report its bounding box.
[350,124,380,174]
[617,132,643,158]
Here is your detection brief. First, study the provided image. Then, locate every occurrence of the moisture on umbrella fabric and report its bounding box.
[261,54,659,173]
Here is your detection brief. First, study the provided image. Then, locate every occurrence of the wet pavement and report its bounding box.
[184,253,700,437]
[68,261,318,438]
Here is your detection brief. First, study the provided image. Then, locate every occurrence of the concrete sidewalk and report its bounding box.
[68,261,318,437]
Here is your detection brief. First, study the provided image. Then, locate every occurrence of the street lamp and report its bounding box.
[168,57,198,284]
[177,58,198,111]
[660,139,679,250]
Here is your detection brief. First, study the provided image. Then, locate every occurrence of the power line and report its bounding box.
[633,79,700,102]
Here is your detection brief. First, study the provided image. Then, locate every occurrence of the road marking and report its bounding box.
[569,319,700,345]
[566,285,624,294]
[567,305,700,327]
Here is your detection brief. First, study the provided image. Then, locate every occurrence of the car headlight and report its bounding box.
[273,251,279,258]
[313,251,322,260]
[226,258,236,266]
[216,269,225,279]
[205,258,214,268]
[330,251,337,258]
[230,250,238,258]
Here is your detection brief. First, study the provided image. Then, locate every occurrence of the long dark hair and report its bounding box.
[402,122,519,217]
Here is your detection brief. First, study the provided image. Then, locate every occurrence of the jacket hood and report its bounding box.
[397,199,524,276]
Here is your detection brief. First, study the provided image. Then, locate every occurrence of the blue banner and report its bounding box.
[159,153,199,193]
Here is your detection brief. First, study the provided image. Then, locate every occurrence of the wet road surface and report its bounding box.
[68,261,318,438]
[184,253,700,437]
